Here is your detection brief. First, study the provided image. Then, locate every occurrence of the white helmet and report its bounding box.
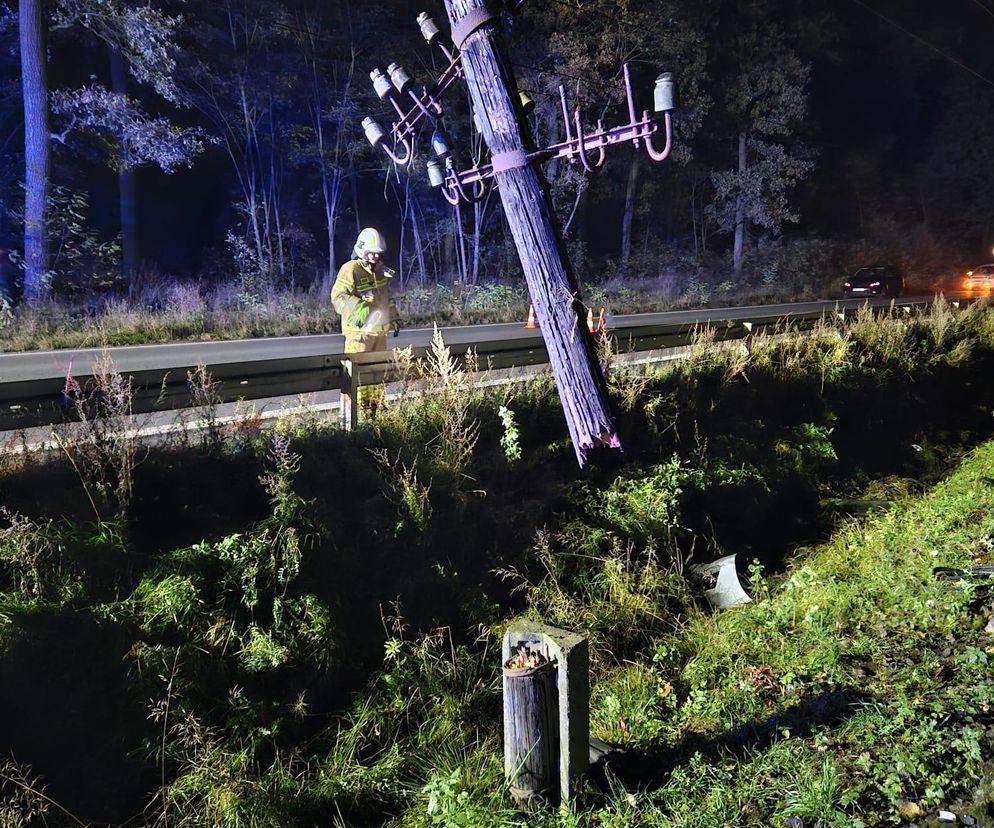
[353,227,386,259]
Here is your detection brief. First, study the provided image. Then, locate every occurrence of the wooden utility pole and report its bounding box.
[442,0,619,465]
[19,0,50,302]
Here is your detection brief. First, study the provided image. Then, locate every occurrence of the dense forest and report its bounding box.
[3,0,994,304]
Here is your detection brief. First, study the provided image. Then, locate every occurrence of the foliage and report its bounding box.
[600,455,700,541]
[51,86,209,172]
[0,510,75,603]
[10,185,122,295]
[496,404,521,464]
[52,0,185,102]
[709,22,814,260]
[6,301,994,825]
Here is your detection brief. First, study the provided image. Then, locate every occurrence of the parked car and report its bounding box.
[963,264,994,292]
[842,265,904,298]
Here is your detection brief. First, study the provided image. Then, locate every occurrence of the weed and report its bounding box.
[687,324,749,383]
[187,363,225,453]
[8,297,994,827]
[496,404,521,464]
[504,525,688,664]
[849,303,916,371]
[371,447,433,534]
[610,362,656,412]
[0,757,51,828]
[600,456,701,542]
[684,276,711,304]
[374,326,481,491]
[0,509,75,603]
[778,758,863,827]
[52,349,144,526]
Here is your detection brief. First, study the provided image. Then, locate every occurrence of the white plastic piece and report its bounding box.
[690,554,752,609]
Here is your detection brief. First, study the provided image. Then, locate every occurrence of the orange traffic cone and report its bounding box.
[524,303,539,329]
[586,307,595,333]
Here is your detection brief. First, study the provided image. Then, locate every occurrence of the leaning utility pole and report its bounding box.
[443,0,615,465]
[362,1,675,466]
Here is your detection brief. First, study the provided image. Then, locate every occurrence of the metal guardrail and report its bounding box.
[0,294,959,432]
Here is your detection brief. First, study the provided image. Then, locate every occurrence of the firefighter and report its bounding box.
[331,227,397,353]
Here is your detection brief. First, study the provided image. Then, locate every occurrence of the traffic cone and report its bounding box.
[586,307,595,333]
[524,303,539,329]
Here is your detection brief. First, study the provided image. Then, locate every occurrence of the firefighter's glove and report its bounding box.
[351,301,371,327]
[360,291,375,303]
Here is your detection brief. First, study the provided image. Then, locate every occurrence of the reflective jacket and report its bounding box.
[331,259,395,335]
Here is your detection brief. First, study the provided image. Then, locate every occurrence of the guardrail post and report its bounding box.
[339,358,361,431]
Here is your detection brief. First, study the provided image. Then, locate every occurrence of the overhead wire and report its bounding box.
[963,0,994,21]
[844,0,994,89]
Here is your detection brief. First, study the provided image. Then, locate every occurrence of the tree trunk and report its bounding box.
[350,171,361,234]
[472,198,483,285]
[620,154,639,270]
[239,83,266,277]
[444,0,618,464]
[443,222,455,282]
[411,193,427,288]
[20,0,49,302]
[110,45,139,284]
[854,185,864,239]
[308,53,333,293]
[320,167,342,295]
[733,131,746,276]
[690,175,699,257]
[270,150,285,280]
[455,200,468,283]
[398,178,408,288]
[562,184,583,237]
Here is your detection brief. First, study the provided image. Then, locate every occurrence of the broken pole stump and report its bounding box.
[503,652,559,805]
[502,622,590,808]
[443,0,620,466]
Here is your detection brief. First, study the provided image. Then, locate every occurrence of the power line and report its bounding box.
[964,0,994,21]
[845,0,994,89]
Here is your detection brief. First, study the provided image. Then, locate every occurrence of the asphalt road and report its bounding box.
[0,290,966,449]
[0,292,962,384]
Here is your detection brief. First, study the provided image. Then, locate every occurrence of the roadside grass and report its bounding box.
[3,299,994,825]
[367,441,994,827]
[582,441,994,827]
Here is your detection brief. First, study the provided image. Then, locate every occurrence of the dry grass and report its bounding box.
[0,275,852,354]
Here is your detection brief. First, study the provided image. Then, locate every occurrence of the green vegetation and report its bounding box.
[2,299,994,826]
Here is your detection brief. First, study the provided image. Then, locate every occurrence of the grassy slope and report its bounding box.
[408,442,994,827]
[589,440,994,827]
